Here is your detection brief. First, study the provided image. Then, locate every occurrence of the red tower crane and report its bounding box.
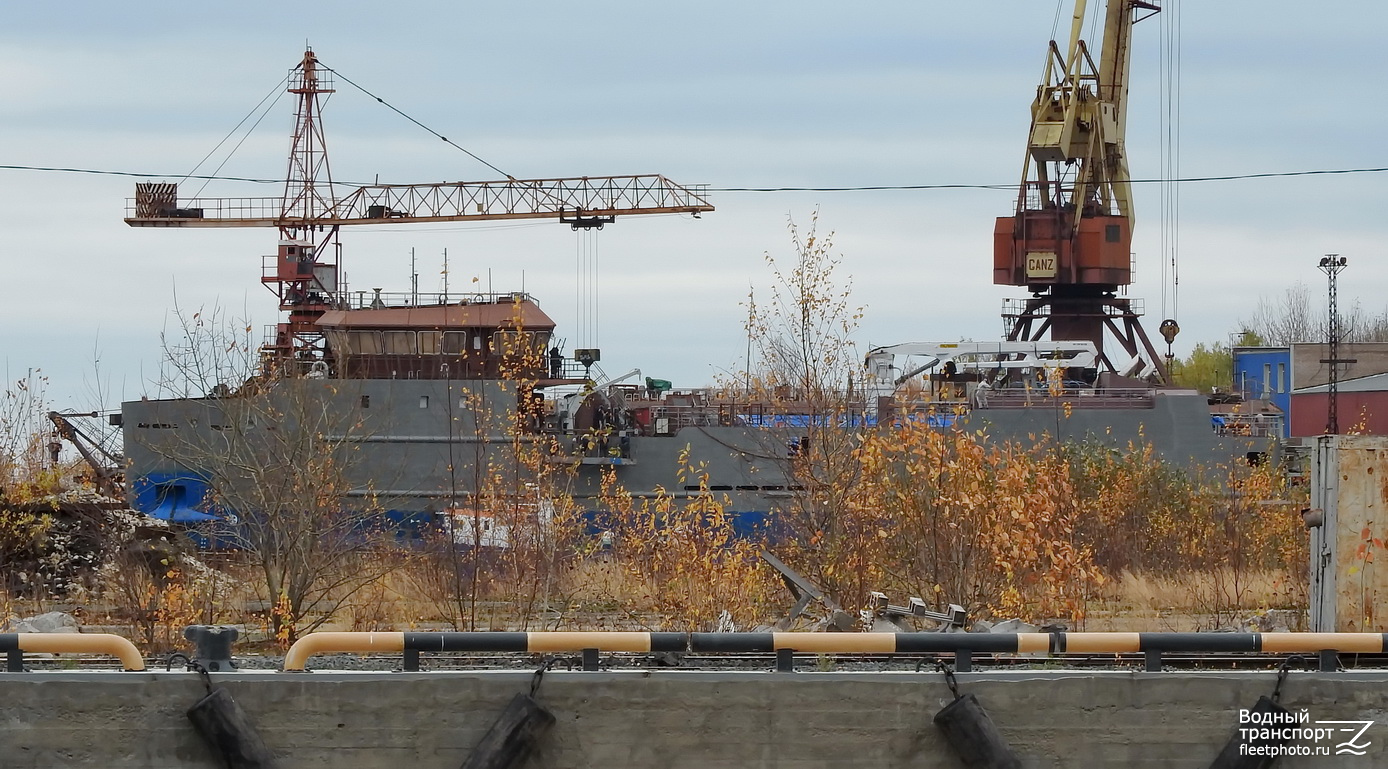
[992,0,1174,383]
[125,50,713,366]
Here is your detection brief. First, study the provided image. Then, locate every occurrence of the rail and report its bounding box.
[336,290,539,311]
[282,631,1388,673]
[1,633,146,671]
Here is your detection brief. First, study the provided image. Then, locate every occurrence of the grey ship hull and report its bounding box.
[121,378,1269,530]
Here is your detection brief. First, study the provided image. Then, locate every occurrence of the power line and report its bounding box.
[0,165,285,183]
[2,163,1385,191]
[709,167,1388,192]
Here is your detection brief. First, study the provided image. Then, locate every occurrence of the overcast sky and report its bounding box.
[2,1,1385,410]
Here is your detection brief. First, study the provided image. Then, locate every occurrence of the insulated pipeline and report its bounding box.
[1,633,146,671]
[280,631,1388,670]
[283,631,690,670]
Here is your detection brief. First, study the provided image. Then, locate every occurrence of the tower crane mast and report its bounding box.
[124,50,712,366]
[993,0,1170,383]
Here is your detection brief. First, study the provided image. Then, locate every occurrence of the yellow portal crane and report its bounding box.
[993,1,1171,383]
[124,50,712,363]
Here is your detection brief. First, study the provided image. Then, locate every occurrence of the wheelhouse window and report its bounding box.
[442,331,467,355]
[350,331,382,355]
[492,330,548,356]
[384,331,416,355]
[323,329,350,355]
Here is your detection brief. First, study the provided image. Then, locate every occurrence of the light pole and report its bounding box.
[1318,255,1349,434]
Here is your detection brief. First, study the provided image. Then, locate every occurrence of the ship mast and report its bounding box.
[282,49,336,233]
[272,49,340,366]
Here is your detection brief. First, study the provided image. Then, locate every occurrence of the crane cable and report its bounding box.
[182,74,289,200]
[575,229,599,349]
[321,65,515,182]
[1159,0,1181,323]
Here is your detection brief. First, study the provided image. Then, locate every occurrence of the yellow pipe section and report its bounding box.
[1016,633,1052,654]
[529,632,653,653]
[283,631,405,671]
[17,633,145,671]
[1261,633,1383,654]
[1064,632,1141,654]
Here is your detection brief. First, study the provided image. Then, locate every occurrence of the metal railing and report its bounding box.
[1214,413,1284,438]
[126,196,283,222]
[1001,297,1147,318]
[977,387,1156,409]
[337,290,538,311]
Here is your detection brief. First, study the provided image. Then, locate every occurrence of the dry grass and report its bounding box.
[12,547,1312,642]
[1082,569,1307,632]
[560,556,652,607]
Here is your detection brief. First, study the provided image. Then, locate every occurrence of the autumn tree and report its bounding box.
[1239,280,1388,345]
[1169,342,1233,393]
[134,304,396,642]
[739,211,875,604]
[747,210,862,402]
[0,371,60,504]
[410,309,579,631]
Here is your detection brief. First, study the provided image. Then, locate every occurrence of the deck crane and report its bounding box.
[993,0,1175,383]
[124,50,713,367]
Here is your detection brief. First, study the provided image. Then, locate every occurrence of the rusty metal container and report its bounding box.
[1309,435,1388,631]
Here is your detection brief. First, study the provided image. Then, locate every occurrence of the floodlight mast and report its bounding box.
[1319,255,1350,434]
[124,50,713,366]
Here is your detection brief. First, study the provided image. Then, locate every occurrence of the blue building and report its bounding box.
[1231,346,1291,438]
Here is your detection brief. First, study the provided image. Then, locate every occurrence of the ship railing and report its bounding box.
[1213,413,1283,438]
[648,404,719,430]
[976,387,1156,409]
[869,400,970,429]
[336,289,538,310]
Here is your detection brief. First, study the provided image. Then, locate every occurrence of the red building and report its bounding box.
[1290,373,1388,437]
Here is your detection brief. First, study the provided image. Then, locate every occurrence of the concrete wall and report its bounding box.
[3,669,1387,768]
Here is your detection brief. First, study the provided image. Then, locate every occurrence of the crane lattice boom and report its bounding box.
[126,174,711,228]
